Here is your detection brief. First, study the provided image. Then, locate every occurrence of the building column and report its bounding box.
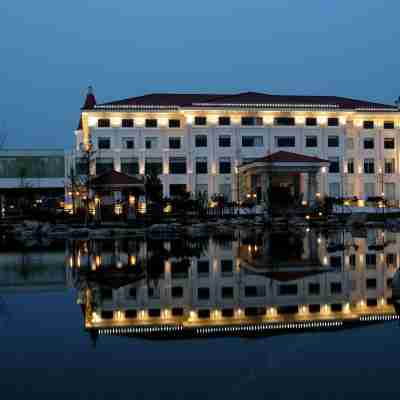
[261,171,270,203]
[308,172,318,205]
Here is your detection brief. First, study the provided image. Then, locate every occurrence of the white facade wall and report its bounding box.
[73,111,400,201]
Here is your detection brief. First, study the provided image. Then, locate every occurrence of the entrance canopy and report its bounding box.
[90,170,144,191]
[238,151,330,205]
[239,151,329,174]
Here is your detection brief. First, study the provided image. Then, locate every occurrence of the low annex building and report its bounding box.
[72,88,400,204]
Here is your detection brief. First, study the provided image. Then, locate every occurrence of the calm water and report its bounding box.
[1,227,400,399]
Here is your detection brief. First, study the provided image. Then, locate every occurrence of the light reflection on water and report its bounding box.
[1,227,400,398]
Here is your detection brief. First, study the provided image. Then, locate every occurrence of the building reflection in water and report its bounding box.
[67,228,400,342]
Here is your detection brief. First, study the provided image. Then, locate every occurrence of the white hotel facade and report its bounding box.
[73,89,400,203]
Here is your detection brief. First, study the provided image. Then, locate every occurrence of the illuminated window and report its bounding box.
[274,117,295,126]
[384,158,395,174]
[98,137,111,149]
[218,116,231,126]
[242,136,263,147]
[194,116,207,126]
[306,136,318,147]
[195,135,207,147]
[328,135,339,147]
[97,119,110,128]
[276,136,295,147]
[364,158,375,174]
[305,117,317,126]
[363,120,374,129]
[328,117,339,127]
[384,137,395,149]
[169,137,181,149]
[219,135,231,147]
[168,119,181,128]
[122,118,134,128]
[145,119,157,128]
[384,121,395,130]
[363,138,374,149]
[241,116,263,126]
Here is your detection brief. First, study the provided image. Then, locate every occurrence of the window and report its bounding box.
[145,137,159,149]
[148,309,161,318]
[366,253,376,266]
[122,137,134,149]
[218,116,231,126]
[95,158,113,174]
[363,138,374,149]
[195,157,208,174]
[328,117,339,127]
[366,278,377,289]
[363,120,374,129]
[145,119,157,128]
[242,136,263,147]
[193,135,207,149]
[198,287,210,300]
[364,158,375,174]
[306,136,318,147]
[329,182,340,198]
[222,309,234,318]
[305,117,317,126]
[171,286,184,298]
[276,136,295,147]
[308,283,320,295]
[241,116,263,126]
[245,286,266,297]
[387,253,397,266]
[219,135,231,147]
[384,121,395,130]
[349,254,356,268]
[128,288,136,299]
[121,158,139,175]
[219,158,231,174]
[347,159,354,174]
[194,116,207,126]
[125,310,137,319]
[97,119,110,128]
[274,117,295,126]
[385,182,396,200]
[197,309,210,319]
[384,137,395,149]
[172,308,184,317]
[169,157,186,174]
[364,182,375,198]
[148,287,160,299]
[328,136,339,147]
[329,157,340,173]
[98,137,111,149]
[169,137,181,149]
[145,158,162,176]
[278,284,298,296]
[330,256,342,268]
[331,282,342,294]
[385,158,395,174]
[122,118,134,128]
[75,159,88,175]
[221,260,233,276]
[197,260,210,276]
[221,287,234,299]
[346,137,354,150]
[169,119,181,128]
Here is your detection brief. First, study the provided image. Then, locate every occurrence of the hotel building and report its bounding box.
[74,88,400,203]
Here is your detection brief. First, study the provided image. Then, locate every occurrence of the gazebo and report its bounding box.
[238,151,330,206]
[90,170,145,219]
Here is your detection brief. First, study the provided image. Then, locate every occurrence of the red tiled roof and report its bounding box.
[95,91,396,110]
[91,170,144,187]
[245,151,329,164]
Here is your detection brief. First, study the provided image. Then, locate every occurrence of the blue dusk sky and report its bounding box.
[0,0,399,149]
